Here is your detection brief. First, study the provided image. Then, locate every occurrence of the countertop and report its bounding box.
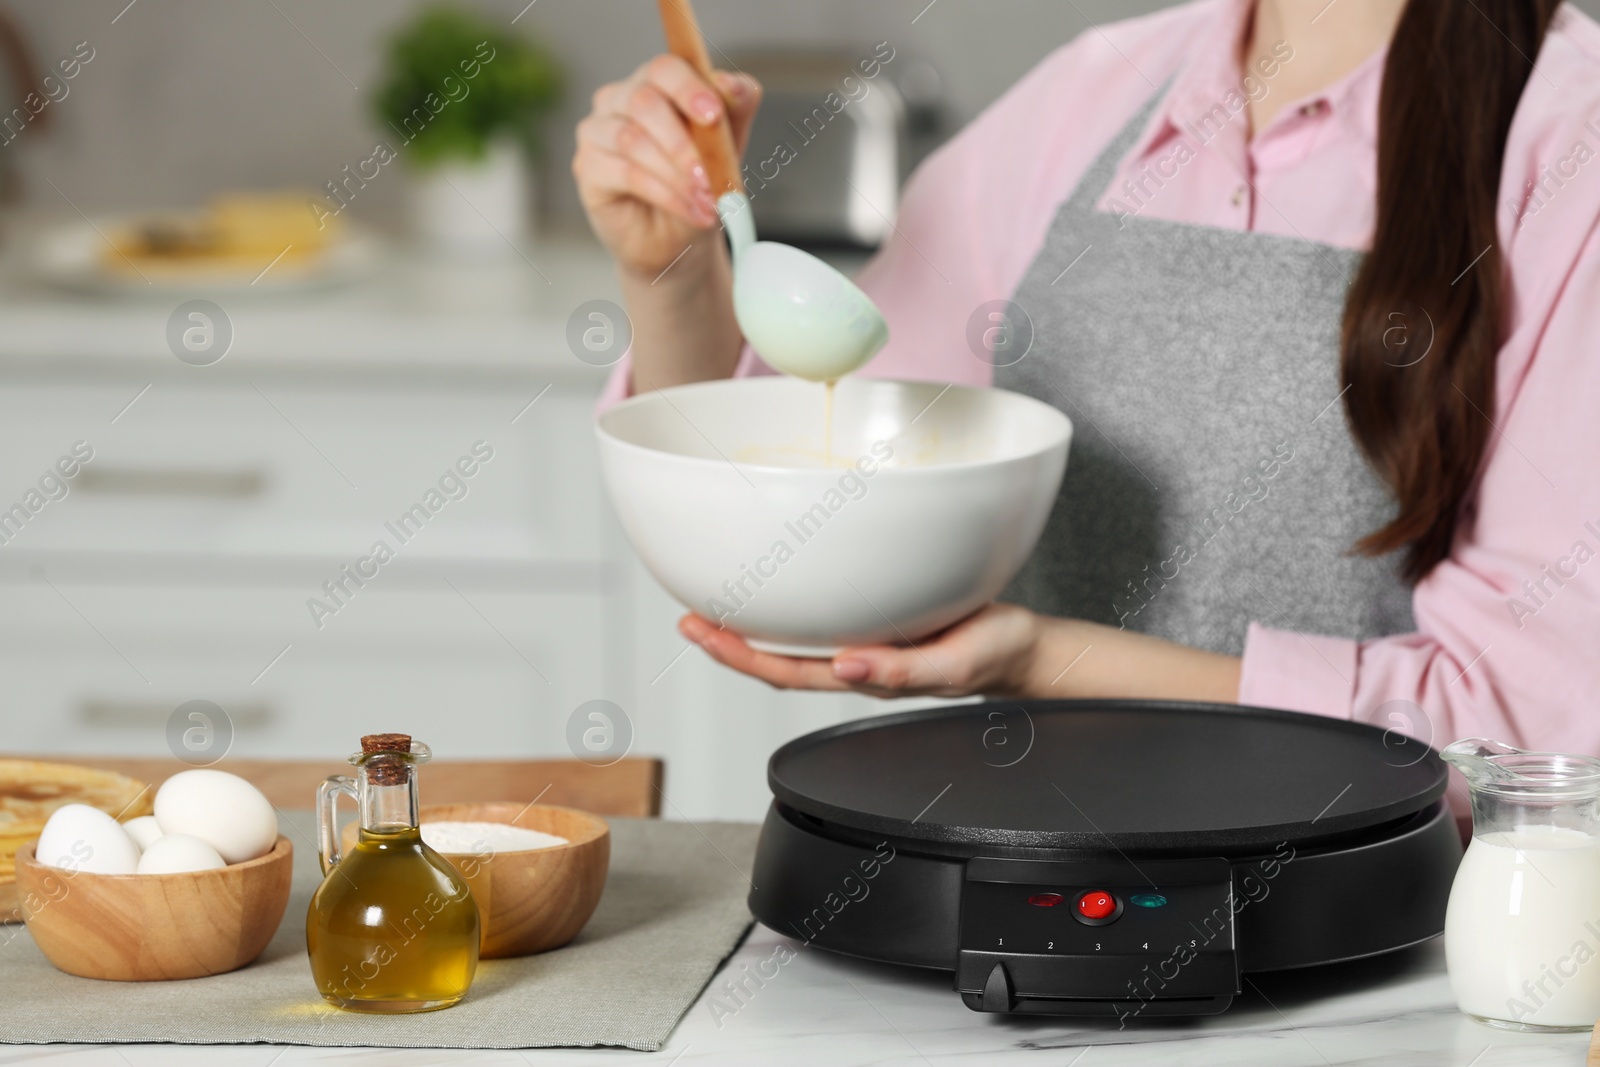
[6,924,1590,1065]
[0,221,876,385]
[0,226,624,385]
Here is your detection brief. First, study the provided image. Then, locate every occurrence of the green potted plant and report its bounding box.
[375,6,563,250]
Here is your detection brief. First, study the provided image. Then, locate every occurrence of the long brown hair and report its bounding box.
[1342,0,1559,583]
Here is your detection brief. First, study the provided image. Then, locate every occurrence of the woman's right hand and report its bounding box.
[573,56,762,279]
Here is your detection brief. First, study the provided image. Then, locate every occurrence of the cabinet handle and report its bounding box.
[77,700,272,728]
[76,467,266,498]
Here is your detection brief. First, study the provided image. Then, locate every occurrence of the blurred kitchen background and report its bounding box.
[1,0,1166,227]
[3,0,1591,823]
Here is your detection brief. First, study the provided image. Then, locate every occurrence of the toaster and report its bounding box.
[731,51,909,248]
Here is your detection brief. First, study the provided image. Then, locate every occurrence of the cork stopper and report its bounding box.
[361,733,412,786]
[361,733,411,755]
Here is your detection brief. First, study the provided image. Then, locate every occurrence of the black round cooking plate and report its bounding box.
[768,699,1446,852]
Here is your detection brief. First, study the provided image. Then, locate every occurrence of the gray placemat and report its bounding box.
[0,812,757,1051]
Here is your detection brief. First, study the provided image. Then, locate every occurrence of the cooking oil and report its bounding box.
[307,733,479,1012]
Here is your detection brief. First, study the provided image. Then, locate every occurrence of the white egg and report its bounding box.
[122,815,164,851]
[35,803,141,874]
[135,833,226,875]
[153,769,276,864]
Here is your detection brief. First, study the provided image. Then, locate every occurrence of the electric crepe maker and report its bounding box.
[748,699,1461,1018]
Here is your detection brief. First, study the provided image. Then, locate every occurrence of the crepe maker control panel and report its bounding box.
[957,855,1239,1016]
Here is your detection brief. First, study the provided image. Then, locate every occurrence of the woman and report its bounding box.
[574,0,1600,754]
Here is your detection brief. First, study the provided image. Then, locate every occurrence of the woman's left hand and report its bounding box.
[678,603,1243,704]
[677,603,1044,699]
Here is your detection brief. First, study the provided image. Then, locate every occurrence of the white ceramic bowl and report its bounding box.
[596,377,1071,655]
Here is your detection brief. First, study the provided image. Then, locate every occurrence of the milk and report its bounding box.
[1444,825,1600,1028]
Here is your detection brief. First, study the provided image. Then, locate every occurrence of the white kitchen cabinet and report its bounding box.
[0,380,602,562]
[0,580,608,760]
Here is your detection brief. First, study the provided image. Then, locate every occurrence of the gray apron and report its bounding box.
[999,88,1413,654]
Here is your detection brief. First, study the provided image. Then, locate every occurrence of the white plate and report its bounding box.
[25,217,385,297]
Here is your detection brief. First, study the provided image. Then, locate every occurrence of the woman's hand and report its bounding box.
[679,605,1244,704]
[573,56,762,279]
[678,604,1045,699]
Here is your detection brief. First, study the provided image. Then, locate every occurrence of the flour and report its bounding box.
[420,820,569,854]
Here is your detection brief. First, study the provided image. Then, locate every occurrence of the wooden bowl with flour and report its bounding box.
[342,802,610,959]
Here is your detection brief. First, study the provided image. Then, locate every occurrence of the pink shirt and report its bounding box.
[600,0,1600,756]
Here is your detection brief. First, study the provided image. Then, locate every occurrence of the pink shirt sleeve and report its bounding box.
[1242,17,1600,755]
[594,342,775,411]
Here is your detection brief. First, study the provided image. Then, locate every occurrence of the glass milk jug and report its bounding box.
[1442,737,1600,1031]
[306,733,479,1013]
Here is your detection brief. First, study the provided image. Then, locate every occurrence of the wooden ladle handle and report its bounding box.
[656,0,744,196]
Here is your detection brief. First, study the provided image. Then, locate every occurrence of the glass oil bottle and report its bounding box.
[306,733,479,1012]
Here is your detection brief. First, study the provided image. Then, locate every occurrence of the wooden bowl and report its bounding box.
[0,882,19,925]
[344,803,609,959]
[14,835,293,980]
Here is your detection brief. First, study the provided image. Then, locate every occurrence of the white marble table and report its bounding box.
[7,924,1590,1066]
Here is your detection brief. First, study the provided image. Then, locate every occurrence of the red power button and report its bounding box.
[1074,890,1119,924]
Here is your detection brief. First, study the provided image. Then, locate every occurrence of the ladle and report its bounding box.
[656,0,889,382]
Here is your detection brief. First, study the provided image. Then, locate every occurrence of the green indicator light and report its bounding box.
[1129,893,1167,908]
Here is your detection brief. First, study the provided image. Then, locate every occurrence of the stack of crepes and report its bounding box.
[0,760,151,922]
[102,191,343,279]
